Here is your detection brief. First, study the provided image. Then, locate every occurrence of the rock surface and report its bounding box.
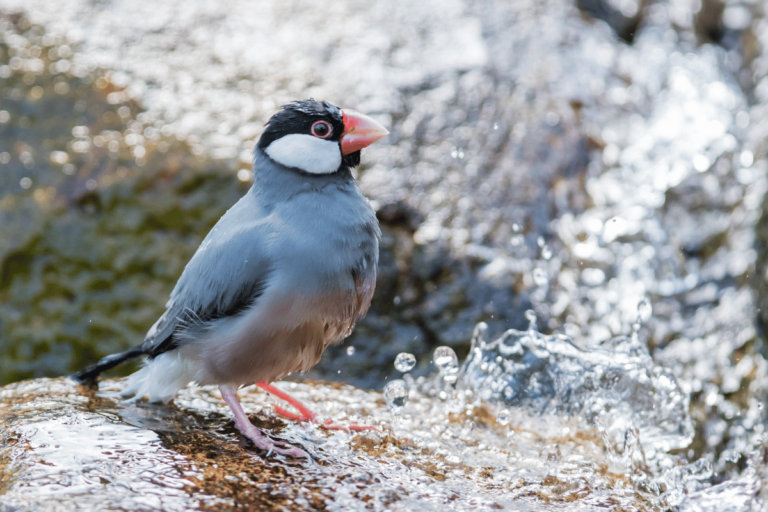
[2,323,765,510]
[0,377,647,511]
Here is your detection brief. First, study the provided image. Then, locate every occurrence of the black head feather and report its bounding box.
[257,99,345,150]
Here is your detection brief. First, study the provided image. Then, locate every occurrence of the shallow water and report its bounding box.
[0,378,641,511]
[0,331,759,510]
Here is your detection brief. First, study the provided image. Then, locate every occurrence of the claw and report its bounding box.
[219,384,308,459]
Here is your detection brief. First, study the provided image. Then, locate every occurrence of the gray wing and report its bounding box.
[142,200,273,357]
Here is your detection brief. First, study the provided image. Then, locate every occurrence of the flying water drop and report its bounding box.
[394,352,416,373]
[632,298,653,336]
[346,346,355,356]
[471,322,488,350]
[434,346,459,384]
[525,309,540,338]
[541,245,553,260]
[532,268,549,287]
[637,298,652,324]
[497,409,512,426]
[383,379,409,417]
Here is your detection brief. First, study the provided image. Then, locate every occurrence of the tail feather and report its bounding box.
[70,345,147,384]
[121,350,199,403]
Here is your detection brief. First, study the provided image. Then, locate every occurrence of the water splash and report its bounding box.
[636,298,652,324]
[459,319,695,471]
[394,352,416,373]
[433,346,459,384]
[383,379,409,419]
[532,268,549,287]
[496,409,511,426]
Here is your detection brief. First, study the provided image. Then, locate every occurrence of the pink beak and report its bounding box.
[340,109,389,156]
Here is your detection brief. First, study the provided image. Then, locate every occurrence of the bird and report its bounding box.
[71,99,389,457]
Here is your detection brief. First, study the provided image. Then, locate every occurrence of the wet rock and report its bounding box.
[1,377,659,511]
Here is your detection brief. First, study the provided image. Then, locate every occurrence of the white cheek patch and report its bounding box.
[265,134,342,174]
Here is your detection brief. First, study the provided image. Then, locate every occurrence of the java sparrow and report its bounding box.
[72,100,389,457]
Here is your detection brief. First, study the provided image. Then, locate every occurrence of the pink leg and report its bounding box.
[257,381,378,432]
[219,384,308,458]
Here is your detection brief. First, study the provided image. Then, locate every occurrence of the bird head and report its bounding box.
[257,99,389,175]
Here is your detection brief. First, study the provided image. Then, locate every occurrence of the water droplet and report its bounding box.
[537,236,545,247]
[532,268,549,287]
[434,346,459,384]
[497,409,511,426]
[740,150,754,168]
[510,234,525,247]
[346,346,355,356]
[541,245,553,260]
[237,169,252,182]
[540,444,561,462]
[471,322,488,349]
[383,379,408,416]
[493,123,499,130]
[524,310,538,333]
[512,223,521,232]
[637,298,652,324]
[394,352,416,372]
[450,147,458,158]
[445,454,462,464]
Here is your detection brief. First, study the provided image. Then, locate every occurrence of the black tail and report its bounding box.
[70,345,147,384]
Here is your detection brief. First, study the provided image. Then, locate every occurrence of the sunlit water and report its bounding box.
[1,323,756,510]
[1,0,767,508]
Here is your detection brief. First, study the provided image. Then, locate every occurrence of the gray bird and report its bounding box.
[72,99,389,457]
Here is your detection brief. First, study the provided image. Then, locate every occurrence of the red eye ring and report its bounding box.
[311,120,333,139]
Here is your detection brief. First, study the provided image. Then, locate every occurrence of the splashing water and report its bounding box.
[457,319,695,491]
[532,268,549,287]
[496,409,512,426]
[636,298,652,324]
[433,346,459,384]
[383,379,409,418]
[394,352,417,373]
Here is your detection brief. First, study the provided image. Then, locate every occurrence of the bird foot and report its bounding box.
[239,423,310,458]
[219,384,309,459]
[257,381,379,432]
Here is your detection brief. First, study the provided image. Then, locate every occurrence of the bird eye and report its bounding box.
[311,121,332,139]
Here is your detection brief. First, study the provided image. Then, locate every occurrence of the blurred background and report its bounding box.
[0,0,767,488]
